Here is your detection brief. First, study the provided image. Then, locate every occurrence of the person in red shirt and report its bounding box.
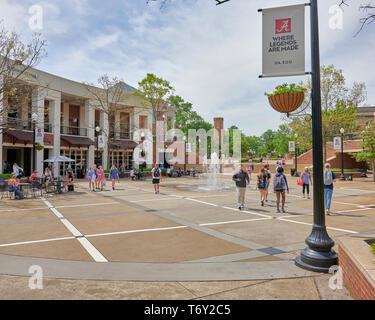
[29,171,38,183]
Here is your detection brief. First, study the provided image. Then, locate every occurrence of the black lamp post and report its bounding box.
[183,136,187,173]
[293,133,299,177]
[95,126,101,166]
[295,0,338,273]
[339,128,346,181]
[31,112,38,173]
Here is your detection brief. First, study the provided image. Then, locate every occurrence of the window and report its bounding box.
[139,115,147,129]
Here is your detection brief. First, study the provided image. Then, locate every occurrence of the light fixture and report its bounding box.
[294,133,298,139]
[31,113,38,122]
[183,136,186,141]
[340,128,345,134]
[96,126,101,132]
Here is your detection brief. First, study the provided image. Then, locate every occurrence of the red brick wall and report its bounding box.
[339,245,375,300]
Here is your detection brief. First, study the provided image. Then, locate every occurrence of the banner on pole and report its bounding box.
[289,141,295,152]
[186,143,192,153]
[35,128,44,144]
[261,4,305,77]
[333,137,342,150]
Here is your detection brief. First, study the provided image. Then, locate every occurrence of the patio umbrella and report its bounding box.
[43,156,75,178]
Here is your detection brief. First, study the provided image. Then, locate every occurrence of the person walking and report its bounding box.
[13,163,24,179]
[257,168,268,206]
[273,166,289,213]
[324,163,336,216]
[87,167,96,191]
[232,165,250,210]
[110,165,119,191]
[301,167,313,199]
[152,164,162,194]
[97,166,105,191]
[264,164,271,203]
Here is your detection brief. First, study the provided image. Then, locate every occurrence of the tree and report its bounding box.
[135,73,174,127]
[168,95,212,136]
[273,125,292,156]
[355,123,375,182]
[288,65,366,162]
[85,75,132,168]
[0,22,46,129]
[340,1,375,34]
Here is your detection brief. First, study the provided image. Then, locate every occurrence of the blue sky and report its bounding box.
[0,0,374,135]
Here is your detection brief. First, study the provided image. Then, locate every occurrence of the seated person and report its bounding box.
[130,168,136,181]
[8,175,20,197]
[43,167,54,188]
[29,171,38,183]
[191,168,196,177]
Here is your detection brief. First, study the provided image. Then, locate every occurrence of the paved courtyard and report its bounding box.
[1,174,374,299]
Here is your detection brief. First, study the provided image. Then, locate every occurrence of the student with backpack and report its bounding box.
[12,163,24,179]
[257,168,268,206]
[324,163,336,215]
[152,164,162,194]
[264,164,272,203]
[273,166,289,213]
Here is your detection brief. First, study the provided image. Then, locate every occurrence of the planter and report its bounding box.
[268,92,305,114]
[35,145,44,151]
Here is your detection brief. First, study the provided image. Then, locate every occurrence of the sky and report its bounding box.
[0,0,374,136]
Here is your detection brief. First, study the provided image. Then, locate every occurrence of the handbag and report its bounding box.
[297,179,304,186]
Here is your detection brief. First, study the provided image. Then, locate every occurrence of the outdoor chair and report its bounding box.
[0,181,11,199]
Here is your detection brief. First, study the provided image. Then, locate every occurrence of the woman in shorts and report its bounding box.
[257,168,268,207]
[110,165,119,191]
[97,166,105,191]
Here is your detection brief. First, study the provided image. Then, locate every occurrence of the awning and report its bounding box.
[4,130,33,143]
[111,140,138,149]
[61,135,95,146]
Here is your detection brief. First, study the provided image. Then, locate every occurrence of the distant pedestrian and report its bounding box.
[301,167,313,199]
[324,163,336,215]
[87,167,96,191]
[130,168,136,181]
[13,163,24,179]
[152,164,162,194]
[97,166,104,191]
[273,166,289,213]
[110,165,119,191]
[257,168,268,206]
[264,164,271,202]
[232,165,250,210]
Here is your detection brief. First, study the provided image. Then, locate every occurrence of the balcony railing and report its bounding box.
[110,128,131,140]
[60,126,87,136]
[5,117,32,131]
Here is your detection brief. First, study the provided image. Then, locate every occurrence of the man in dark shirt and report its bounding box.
[232,165,250,210]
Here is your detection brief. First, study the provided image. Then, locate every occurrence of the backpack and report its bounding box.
[324,170,333,185]
[153,168,160,178]
[257,175,265,189]
[15,190,24,200]
[274,174,286,191]
[18,168,24,178]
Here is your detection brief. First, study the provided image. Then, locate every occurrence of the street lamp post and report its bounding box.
[183,136,187,173]
[293,133,299,177]
[31,113,38,173]
[295,0,338,273]
[95,126,101,166]
[162,114,166,168]
[340,128,346,181]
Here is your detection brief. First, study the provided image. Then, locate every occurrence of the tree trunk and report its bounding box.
[373,160,375,182]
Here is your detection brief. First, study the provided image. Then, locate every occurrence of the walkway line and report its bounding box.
[0,236,76,248]
[0,207,46,213]
[335,207,374,213]
[277,217,357,234]
[41,197,108,262]
[86,226,187,238]
[185,198,219,207]
[55,202,118,209]
[222,206,271,218]
[199,217,271,227]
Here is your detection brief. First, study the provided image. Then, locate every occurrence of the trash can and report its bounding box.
[291,168,296,176]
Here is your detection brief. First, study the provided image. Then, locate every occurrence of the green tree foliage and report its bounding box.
[355,123,375,182]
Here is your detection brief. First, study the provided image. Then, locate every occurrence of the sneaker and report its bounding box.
[326,210,331,216]
[307,196,310,199]
[281,208,286,213]
[238,206,242,210]
[261,201,264,206]
[276,209,281,213]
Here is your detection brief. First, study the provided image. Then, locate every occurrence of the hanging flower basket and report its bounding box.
[265,84,306,114]
[35,143,44,151]
[98,148,104,153]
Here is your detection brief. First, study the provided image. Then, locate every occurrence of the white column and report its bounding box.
[32,87,45,175]
[79,105,85,131]
[63,103,69,127]
[50,93,61,177]
[115,111,120,139]
[100,111,109,170]
[85,100,95,169]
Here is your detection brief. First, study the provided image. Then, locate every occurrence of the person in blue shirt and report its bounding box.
[301,167,313,199]
[324,163,336,215]
[273,166,289,213]
[110,165,119,191]
[87,167,96,192]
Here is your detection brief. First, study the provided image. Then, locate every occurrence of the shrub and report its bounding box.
[0,174,13,180]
